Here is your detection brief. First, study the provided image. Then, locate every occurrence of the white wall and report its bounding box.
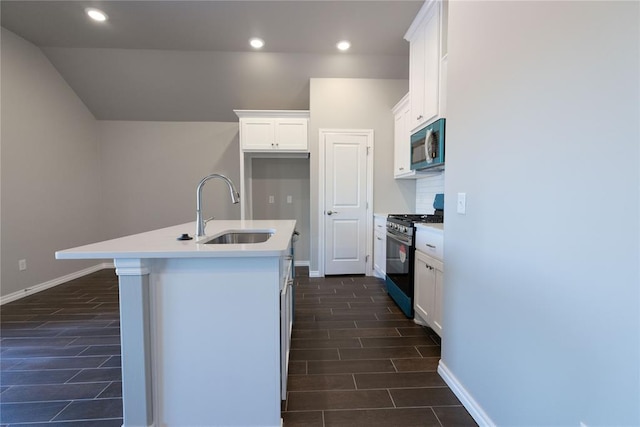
[1,29,104,298]
[308,78,414,274]
[98,121,241,239]
[443,2,639,425]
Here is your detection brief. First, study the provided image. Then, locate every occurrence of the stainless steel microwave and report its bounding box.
[410,118,445,170]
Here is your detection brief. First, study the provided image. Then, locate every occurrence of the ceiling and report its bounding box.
[1,1,423,54]
[1,1,422,121]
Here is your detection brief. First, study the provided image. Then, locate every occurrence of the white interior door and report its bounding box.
[323,131,370,275]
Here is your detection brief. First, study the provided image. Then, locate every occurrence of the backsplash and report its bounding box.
[415,171,445,213]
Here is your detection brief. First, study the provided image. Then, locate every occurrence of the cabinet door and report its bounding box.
[414,251,436,324]
[423,3,440,124]
[432,267,443,336]
[408,2,440,131]
[275,118,308,151]
[374,230,386,278]
[409,25,426,130]
[373,216,387,277]
[394,105,412,177]
[241,118,275,150]
[280,259,293,400]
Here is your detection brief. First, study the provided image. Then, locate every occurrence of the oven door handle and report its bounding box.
[386,230,412,246]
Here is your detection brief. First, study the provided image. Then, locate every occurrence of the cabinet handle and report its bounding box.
[377,237,382,241]
[399,167,404,171]
[426,244,436,249]
[417,115,423,120]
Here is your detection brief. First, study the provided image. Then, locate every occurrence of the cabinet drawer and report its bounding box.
[415,226,443,261]
[374,215,387,231]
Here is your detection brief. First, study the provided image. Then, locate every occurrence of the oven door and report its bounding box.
[385,229,415,299]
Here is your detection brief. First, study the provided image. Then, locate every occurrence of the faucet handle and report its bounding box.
[204,216,215,225]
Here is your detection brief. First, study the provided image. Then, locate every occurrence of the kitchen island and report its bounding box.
[56,220,296,427]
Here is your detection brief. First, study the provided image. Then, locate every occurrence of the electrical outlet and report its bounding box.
[287,195,292,204]
[19,259,27,271]
[268,195,275,204]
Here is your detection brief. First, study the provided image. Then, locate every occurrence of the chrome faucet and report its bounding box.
[195,174,240,237]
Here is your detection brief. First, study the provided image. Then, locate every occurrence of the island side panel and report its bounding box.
[114,259,154,427]
[150,256,282,427]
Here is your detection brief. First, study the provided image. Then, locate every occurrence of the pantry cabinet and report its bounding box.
[235,110,309,152]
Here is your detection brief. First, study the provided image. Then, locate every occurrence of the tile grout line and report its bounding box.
[431,406,446,427]
[48,400,74,423]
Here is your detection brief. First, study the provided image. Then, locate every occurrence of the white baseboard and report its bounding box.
[309,270,321,278]
[294,260,309,267]
[1,263,114,305]
[438,361,495,427]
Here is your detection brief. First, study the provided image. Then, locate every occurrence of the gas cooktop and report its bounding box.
[388,213,443,224]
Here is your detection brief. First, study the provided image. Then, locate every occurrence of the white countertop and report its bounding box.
[416,222,444,232]
[56,220,297,260]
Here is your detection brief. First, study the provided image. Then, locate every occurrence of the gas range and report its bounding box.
[386,213,443,237]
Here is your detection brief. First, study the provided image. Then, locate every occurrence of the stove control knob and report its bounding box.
[402,226,407,233]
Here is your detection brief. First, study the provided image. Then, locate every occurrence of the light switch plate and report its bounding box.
[457,193,466,214]
[268,195,275,204]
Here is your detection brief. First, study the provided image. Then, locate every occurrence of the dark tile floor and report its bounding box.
[0,270,122,426]
[282,269,476,427]
[1,267,476,426]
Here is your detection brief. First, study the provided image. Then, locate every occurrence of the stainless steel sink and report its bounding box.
[203,231,273,245]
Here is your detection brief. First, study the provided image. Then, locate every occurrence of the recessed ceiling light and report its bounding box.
[85,8,108,22]
[250,38,265,49]
[336,40,351,51]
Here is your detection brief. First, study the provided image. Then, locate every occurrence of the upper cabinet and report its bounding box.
[404,0,446,133]
[235,110,309,152]
[392,93,413,178]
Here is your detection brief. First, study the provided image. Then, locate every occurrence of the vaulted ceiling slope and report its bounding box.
[1,1,420,121]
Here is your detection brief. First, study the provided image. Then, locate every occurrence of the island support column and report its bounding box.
[115,258,153,426]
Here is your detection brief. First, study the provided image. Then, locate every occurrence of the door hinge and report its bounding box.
[365,255,370,263]
[366,146,370,155]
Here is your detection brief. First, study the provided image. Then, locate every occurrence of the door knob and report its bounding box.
[327,210,339,215]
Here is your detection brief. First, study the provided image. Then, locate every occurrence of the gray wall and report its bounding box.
[308,78,414,274]
[42,47,410,122]
[98,121,241,239]
[251,158,310,262]
[1,29,104,297]
[443,1,639,425]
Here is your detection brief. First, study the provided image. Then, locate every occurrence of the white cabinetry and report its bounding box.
[405,0,440,132]
[414,225,443,336]
[373,214,387,278]
[392,94,414,179]
[236,110,309,152]
[280,247,294,400]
